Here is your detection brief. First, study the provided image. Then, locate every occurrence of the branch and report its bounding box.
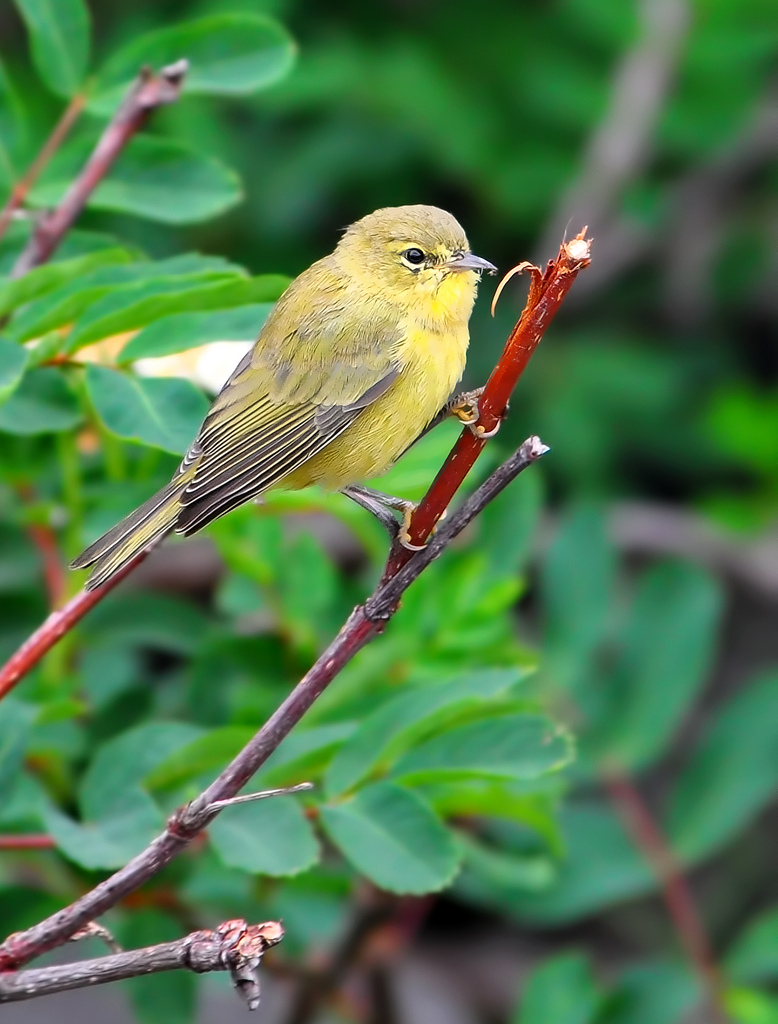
[0,834,55,850]
[0,231,591,972]
[603,764,727,1024]
[384,231,591,575]
[0,437,547,971]
[11,60,188,277]
[0,93,86,244]
[0,231,590,703]
[0,919,283,1011]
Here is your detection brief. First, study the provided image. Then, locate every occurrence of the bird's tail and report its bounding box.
[71,477,187,590]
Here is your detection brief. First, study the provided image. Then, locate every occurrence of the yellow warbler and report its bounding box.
[72,205,496,589]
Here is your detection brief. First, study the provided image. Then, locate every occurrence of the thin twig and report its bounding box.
[0,919,283,1009]
[0,437,547,971]
[11,61,188,277]
[0,93,86,244]
[603,764,728,1024]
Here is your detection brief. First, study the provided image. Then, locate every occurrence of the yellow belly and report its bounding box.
[283,321,469,490]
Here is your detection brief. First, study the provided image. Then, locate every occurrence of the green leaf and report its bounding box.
[325,668,526,798]
[44,788,163,869]
[725,907,778,985]
[427,782,564,854]
[0,367,81,434]
[391,713,573,786]
[120,910,196,1024]
[0,699,35,797]
[7,254,243,343]
[599,962,700,1024]
[67,273,283,352]
[145,725,254,792]
[541,506,616,691]
[596,562,724,770]
[0,248,134,319]
[93,14,296,112]
[459,833,556,897]
[79,721,204,820]
[120,304,273,362]
[257,723,356,788]
[512,953,602,1024]
[667,671,778,861]
[0,340,28,404]
[31,136,242,225]
[82,592,210,655]
[320,782,460,894]
[504,802,654,924]
[85,365,209,455]
[0,58,25,188]
[209,797,319,876]
[12,0,90,97]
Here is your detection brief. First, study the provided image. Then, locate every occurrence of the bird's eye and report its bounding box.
[402,247,426,265]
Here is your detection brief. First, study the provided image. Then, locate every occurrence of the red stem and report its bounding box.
[603,765,727,1023]
[384,232,591,577]
[0,93,86,244]
[0,835,55,850]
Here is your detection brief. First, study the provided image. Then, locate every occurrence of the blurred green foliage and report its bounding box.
[1,0,778,1022]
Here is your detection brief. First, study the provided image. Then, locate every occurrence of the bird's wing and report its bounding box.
[174,265,402,535]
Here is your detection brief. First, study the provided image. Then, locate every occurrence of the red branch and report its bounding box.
[0,553,148,700]
[0,834,55,850]
[0,93,86,244]
[603,765,727,1023]
[0,232,590,976]
[11,61,188,277]
[384,232,591,576]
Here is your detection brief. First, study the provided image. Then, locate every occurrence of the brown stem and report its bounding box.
[0,552,148,700]
[0,834,55,850]
[11,61,188,277]
[0,93,86,244]
[0,437,547,971]
[0,919,283,1009]
[383,231,591,578]
[603,765,728,1023]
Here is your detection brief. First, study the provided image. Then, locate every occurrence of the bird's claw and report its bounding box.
[397,502,426,551]
[468,419,501,439]
[448,386,503,438]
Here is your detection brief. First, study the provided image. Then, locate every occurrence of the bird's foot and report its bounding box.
[447,386,504,438]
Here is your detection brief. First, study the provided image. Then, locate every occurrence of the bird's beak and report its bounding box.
[446,252,498,274]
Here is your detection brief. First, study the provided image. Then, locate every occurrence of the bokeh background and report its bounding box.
[1,1,778,1022]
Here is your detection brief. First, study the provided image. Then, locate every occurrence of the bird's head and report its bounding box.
[335,205,496,320]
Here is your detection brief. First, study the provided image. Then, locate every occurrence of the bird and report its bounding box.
[72,204,496,590]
